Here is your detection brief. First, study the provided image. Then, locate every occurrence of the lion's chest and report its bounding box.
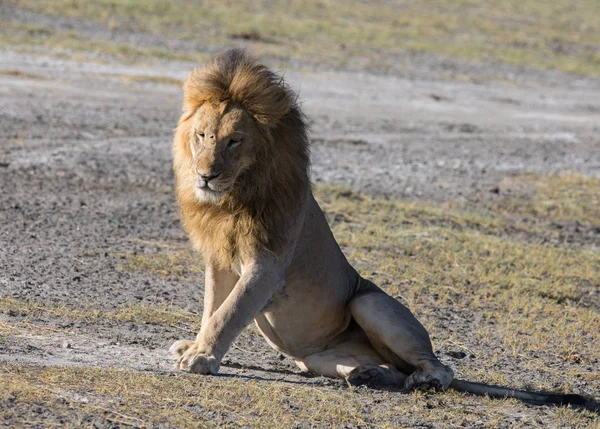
[187,206,261,269]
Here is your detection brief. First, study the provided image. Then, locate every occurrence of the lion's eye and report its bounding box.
[228,139,241,149]
[196,132,205,140]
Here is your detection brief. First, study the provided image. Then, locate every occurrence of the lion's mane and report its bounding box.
[173,49,310,267]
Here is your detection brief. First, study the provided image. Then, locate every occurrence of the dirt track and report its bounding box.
[1,7,600,427]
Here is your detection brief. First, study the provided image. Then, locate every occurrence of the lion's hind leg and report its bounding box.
[349,281,454,391]
[296,335,406,388]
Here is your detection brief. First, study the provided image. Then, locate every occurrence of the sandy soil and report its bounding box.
[1,5,600,427]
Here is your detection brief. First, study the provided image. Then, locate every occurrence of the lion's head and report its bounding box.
[173,49,310,266]
[186,101,260,203]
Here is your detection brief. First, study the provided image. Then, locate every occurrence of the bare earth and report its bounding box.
[1,6,600,428]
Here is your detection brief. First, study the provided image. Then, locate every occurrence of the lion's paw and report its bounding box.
[404,372,440,391]
[346,365,391,387]
[170,340,220,375]
[404,366,453,392]
[180,353,220,374]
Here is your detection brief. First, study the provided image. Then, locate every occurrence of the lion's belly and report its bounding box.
[254,303,351,358]
[253,269,358,358]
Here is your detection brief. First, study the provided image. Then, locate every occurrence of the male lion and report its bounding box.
[169,49,590,406]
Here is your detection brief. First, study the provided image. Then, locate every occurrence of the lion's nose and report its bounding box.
[198,172,221,182]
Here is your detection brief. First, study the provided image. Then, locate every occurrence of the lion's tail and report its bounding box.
[450,379,598,410]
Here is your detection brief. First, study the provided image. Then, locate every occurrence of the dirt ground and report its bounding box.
[1,3,600,428]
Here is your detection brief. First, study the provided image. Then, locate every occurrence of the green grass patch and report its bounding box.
[7,0,600,74]
[486,173,600,227]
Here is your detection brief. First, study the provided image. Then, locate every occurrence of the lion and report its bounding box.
[169,49,591,407]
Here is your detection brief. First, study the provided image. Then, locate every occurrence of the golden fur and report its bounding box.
[173,49,310,268]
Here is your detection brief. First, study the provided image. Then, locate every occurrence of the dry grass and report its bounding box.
[2,363,598,428]
[0,68,45,79]
[0,297,201,330]
[110,73,184,86]
[120,248,204,281]
[6,0,600,74]
[0,364,368,428]
[0,22,208,64]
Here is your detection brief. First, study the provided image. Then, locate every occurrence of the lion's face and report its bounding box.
[189,102,258,203]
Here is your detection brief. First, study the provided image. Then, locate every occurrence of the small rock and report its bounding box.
[447,350,467,359]
[62,341,72,349]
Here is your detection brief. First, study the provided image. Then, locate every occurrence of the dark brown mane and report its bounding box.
[173,49,310,267]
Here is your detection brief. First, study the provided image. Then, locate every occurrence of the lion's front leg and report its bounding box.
[173,257,285,374]
[199,262,238,332]
[169,262,237,373]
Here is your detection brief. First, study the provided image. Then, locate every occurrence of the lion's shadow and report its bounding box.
[219,362,600,414]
